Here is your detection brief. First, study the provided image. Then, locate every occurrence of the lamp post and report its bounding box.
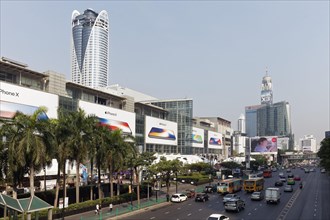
[175,172,178,193]
[130,168,133,208]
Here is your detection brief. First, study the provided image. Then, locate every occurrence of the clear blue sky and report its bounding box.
[1,1,329,145]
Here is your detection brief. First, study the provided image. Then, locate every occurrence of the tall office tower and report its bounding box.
[261,70,273,105]
[238,113,246,134]
[71,9,109,88]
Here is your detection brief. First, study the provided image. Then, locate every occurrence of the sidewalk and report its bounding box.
[61,182,205,220]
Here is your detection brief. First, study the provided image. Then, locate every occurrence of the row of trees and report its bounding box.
[317,137,330,171]
[0,107,142,208]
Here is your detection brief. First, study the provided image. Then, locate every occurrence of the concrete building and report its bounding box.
[300,135,317,153]
[71,9,109,88]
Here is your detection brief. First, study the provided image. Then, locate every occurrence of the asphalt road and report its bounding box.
[118,167,330,220]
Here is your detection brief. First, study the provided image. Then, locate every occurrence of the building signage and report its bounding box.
[145,116,178,145]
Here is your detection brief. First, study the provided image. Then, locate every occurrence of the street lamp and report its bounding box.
[175,172,178,193]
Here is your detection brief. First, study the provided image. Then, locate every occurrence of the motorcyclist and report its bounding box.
[299,182,303,189]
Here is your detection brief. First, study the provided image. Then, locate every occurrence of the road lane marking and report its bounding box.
[177,207,181,210]
[198,209,202,211]
[248,213,251,215]
[187,213,192,216]
[150,217,155,219]
[165,211,169,214]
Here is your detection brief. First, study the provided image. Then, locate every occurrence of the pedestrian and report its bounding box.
[95,203,99,215]
[109,203,113,212]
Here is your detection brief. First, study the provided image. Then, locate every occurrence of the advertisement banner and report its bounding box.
[192,127,204,148]
[250,136,278,155]
[207,131,223,149]
[79,100,136,136]
[145,116,177,146]
[0,82,58,119]
[277,137,289,150]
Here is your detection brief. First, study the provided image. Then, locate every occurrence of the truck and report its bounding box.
[265,187,281,204]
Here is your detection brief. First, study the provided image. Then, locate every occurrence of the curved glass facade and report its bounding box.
[71,9,109,88]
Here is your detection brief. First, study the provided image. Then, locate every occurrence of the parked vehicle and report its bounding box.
[265,187,281,204]
[284,185,293,192]
[170,193,188,203]
[251,191,264,201]
[224,198,245,212]
[217,178,243,195]
[195,193,209,202]
[207,214,230,220]
[223,194,240,204]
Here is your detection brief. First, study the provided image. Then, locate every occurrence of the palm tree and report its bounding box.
[66,108,97,203]
[104,130,137,197]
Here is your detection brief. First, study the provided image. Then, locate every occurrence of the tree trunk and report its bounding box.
[116,173,120,196]
[54,162,61,208]
[30,165,35,196]
[97,164,102,199]
[90,158,94,200]
[75,160,80,203]
[109,165,114,197]
[63,161,67,204]
[135,168,140,207]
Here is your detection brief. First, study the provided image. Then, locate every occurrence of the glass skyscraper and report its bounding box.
[71,9,109,88]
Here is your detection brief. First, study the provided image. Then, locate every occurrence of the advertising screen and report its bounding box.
[277,137,289,150]
[79,100,136,136]
[192,127,204,148]
[0,82,58,119]
[207,131,223,149]
[145,116,178,145]
[250,136,278,155]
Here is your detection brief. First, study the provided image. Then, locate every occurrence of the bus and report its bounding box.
[217,178,243,195]
[263,170,272,178]
[243,178,264,193]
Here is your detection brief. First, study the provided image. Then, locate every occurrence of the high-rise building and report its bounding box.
[238,113,246,134]
[71,9,109,88]
[261,70,273,105]
[300,135,317,153]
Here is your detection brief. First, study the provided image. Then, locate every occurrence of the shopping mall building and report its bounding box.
[0,57,232,162]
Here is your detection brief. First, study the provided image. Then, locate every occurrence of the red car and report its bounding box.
[294,176,301,181]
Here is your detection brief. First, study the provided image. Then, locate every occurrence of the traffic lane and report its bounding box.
[319,172,330,220]
[285,170,327,220]
[120,196,220,220]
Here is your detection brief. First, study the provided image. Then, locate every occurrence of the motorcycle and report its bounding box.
[299,183,303,189]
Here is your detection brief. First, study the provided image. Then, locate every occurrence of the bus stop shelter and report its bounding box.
[0,194,53,220]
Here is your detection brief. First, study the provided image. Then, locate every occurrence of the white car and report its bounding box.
[207,214,230,220]
[170,193,188,203]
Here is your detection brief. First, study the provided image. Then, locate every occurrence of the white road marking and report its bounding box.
[165,211,169,214]
[150,217,155,219]
[187,213,192,216]
[248,213,251,215]
[198,209,202,211]
[254,208,257,211]
[177,207,181,210]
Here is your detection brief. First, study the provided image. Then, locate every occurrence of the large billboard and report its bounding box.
[0,81,58,119]
[250,136,278,155]
[145,116,177,146]
[192,127,204,148]
[277,137,289,150]
[207,131,223,149]
[79,100,136,136]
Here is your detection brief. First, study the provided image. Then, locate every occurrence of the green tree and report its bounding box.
[66,108,97,203]
[149,157,183,197]
[317,138,330,171]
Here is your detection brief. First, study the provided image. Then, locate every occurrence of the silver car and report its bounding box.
[223,194,239,204]
[251,191,264,201]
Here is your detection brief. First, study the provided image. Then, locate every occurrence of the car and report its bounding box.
[272,167,277,172]
[170,193,188,203]
[185,189,196,198]
[204,185,214,193]
[195,193,209,202]
[207,214,230,220]
[224,198,245,212]
[321,169,326,173]
[287,174,294,178]
[279,176,286,182]
[284,185,293,192]
[286,169,291,173]
[251,191,264,201]
[223,194,240,204]
[279,172,284,176]
[310,168,315,172]
[304,168,310,173]
[293,176,301,181]
[275,181,283,186]
[287,178,295,185]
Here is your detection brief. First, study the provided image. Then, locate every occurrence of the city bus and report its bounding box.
[243,178,264,193]
[217,178,243,195]
[263,170,272,178]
